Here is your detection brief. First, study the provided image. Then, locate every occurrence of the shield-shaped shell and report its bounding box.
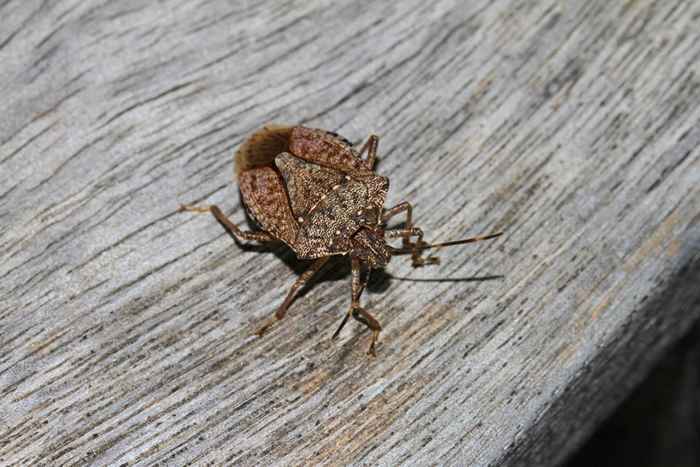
[234,125,389,259]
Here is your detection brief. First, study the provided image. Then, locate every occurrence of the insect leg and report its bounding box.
[256,257,329,336]
[333,258,380,355]
[356,134,379,170]
[178,204,274,242]
[276,257,329,320]
[332,257,368,339]
[351,308,381,357]
[383,202,428,254]
[382,201,413,232]
[385,227,422,239]
[386,227,440,267]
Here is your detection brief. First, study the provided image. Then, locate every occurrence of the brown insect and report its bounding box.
[179,125,502,355]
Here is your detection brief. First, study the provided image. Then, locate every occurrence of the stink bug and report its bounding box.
[179,125,502,355]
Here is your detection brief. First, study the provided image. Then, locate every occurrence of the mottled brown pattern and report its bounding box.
[232,124,449,353]
[289,126,372,173]
[293,177,369,258]
[274,152,345,218]
[238,166,298,246]
[235,125,392,264]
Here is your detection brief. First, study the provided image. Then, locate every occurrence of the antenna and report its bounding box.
[389,232,503,254]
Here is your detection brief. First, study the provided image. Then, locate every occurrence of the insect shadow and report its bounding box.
[384,273,505,283]
[221,206,351,284]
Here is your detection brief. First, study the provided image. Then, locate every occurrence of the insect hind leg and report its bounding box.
[256,257,329,337]
[178,204,274,243]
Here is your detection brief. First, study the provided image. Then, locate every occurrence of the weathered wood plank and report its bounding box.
[1,1,699,465]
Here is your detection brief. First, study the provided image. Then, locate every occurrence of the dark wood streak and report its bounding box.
[1,0,699,466]
[98,81,197,129]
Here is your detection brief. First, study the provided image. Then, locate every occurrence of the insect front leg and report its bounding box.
[256,257,329,336]
[178,204,274,243]
[332,257,368,341]
[386,228,440,267]
[332,257,381,356]
[382,202,413,245]
[356,134,379,170]
[383,202,435,258]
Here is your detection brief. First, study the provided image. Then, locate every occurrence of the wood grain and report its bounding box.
[1,1,699,465]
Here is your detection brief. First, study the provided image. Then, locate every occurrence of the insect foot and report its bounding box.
[179,124,503,356]
[255,319,276,337]
[406,239,440,267]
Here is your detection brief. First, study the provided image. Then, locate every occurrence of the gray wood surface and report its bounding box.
[1,1,699,466]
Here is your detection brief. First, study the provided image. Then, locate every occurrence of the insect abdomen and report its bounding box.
[234,124,294,178]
